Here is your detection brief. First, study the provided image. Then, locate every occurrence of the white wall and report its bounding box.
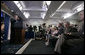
[23,20,29,29]
[23,19,44,27]
[23,14,80,29]
[46,19,58,26]
[29,19,44,26]
[23,18,65,28]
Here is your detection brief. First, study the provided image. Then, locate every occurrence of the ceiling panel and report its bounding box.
[44,1,63,20]
[3,1,84,21]
[23,1,43,9]
[60,1,80,10]
[29,12,41,17]
[51,1,84,20]
[53,11,66,17]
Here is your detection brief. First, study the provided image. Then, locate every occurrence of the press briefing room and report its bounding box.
[1,1,84,54]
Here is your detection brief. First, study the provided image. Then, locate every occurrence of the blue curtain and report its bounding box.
[1,11,3,17]
[4,14,10,40]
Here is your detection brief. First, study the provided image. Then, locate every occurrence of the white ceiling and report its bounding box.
[22,1,43,9]
[3,1,84,21]
[50,1,84,19]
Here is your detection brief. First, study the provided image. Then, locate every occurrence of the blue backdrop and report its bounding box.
[1,11,3,17]
[4,14,10,40]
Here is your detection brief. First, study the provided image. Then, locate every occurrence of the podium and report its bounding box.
[10,19,25,44]
[14,28,25,44]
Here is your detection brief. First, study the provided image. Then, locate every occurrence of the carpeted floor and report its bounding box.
[1,44,23,54]
[22,40,55,54]
[1,39,29,54]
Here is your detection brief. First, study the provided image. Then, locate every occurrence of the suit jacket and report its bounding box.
[55,26,64,36]
[71,21,84,38]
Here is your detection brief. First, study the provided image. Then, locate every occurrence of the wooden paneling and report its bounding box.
[14,29,25,44]
[21,29,25,44]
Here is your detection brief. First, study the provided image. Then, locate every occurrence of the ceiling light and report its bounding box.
[19,6,22,10]
[23,12,30,18]
[41,13,46,19]
[23,12,25,15]
[20,1,26,9]
[43,1,48,11]
[57,1,66,10]
[63,13,72,19]
[13,1,19,5]
[17,3,21,8]
[73,2,84,13]
[76,7,83,12]
[13,1,23,11]
[25,14,29,18]
[50,12,55,17]
[45,1,51,6]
